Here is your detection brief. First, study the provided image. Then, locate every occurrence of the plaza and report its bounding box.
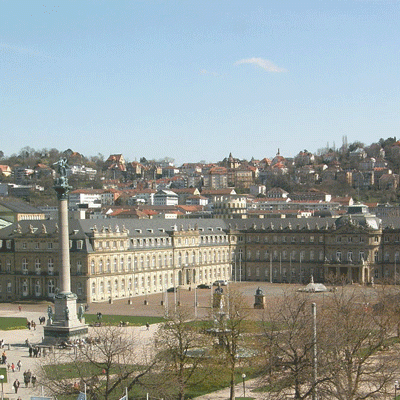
[0,281,383,400]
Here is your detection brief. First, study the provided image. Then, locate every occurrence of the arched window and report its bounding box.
[91,260,95,274]
[77,260,82,275]
[22,258,28,274]
[106,258,111,272]
[99,258,104,273]
[91,282,96,295]
[128,257,132,271]
[77,282,83,295]
[35,280,41,297]
[48,279,55,296]
[22,279,28,296]
[113,258,117,272]
[35,258,41,275]
[120,257,124,271]
[48,258,54,275]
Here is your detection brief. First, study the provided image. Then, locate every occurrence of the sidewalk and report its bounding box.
[193,378,264,400]
[0,307,46,400]
[0,304,161,400]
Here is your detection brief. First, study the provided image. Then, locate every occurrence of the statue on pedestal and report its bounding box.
[47,306,53,323]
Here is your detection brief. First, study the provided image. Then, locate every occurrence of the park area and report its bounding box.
[1,282,400,400]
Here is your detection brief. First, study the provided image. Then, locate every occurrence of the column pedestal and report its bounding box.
[43,293,88,344]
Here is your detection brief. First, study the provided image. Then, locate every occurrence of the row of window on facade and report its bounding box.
[89,249,231,274]
[90,266,229,297]
[238,235,325,244]
[239,249,399,263]
[244,265,323,280]
[0,280,84,297]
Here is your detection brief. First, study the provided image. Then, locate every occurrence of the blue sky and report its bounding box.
[1,0,399,165]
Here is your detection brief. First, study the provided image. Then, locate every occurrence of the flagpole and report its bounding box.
[126,386,128,400]
[84,383,87,399]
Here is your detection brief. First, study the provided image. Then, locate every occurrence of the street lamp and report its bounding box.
[0,374,4,400]
[242,373,246,398]
[395,380,400,399]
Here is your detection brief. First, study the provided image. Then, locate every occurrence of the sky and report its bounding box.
[1,0,399,165]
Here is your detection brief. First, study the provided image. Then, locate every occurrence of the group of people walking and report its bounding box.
[12,368,37,393]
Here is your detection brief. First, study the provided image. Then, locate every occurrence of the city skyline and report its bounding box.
[1,1,399,165]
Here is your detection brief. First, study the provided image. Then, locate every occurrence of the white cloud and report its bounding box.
[234,57,286,72]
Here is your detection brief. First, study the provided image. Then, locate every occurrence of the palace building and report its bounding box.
[0,205,399,303]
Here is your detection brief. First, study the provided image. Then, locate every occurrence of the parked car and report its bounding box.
[197,283,212,289]
[213,280,228,286]
[167,286,179,292]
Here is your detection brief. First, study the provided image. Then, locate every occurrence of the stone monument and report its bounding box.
[43,158,88,344]
[254,287,265,309]
[212,285,225,309]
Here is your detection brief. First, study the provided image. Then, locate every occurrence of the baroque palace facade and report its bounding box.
[0,204,400,303]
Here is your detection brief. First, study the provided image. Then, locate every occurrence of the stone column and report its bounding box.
[43,158,88,344]
[58,198,71,294]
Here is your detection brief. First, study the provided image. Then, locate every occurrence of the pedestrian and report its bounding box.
[7,363,10,371]
[24,370,30,387]
[28,346,33,357]
[18,305,22,312]
[146,322,150,330]
[13,378,20,393]
[27,321,31,330]
[17,359,21,371]
[2,351,6,364]
[11,362,15,372]
[31,373,37,387]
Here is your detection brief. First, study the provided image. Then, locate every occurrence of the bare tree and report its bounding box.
[209,289,253,400]
[37,326,156,400]
[319,288,400,400]
[153,306,211,400]
[257,292,324,400]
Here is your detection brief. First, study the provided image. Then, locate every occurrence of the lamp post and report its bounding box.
[395,380,400,399]
[242,373,246,398]
[0,374,4,400]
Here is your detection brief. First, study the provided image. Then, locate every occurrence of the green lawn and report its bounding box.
[85,314,165,326]
[43,362,260,399]
[0,317,27,330]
